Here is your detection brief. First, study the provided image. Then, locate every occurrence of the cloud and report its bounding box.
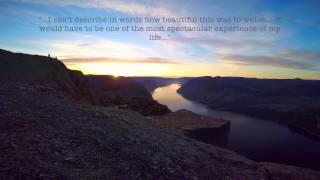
[174,36,277,49]
[280,49,320,63]
[9,0,173,16]
[62,57,184,65]
[172,35,320,71]
[24,34,155,59]
[220,49,320,70]
[0,6,46,18]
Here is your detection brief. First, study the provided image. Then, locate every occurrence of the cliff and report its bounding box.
[178,76,320,139]
[152,109,230,131]
[151,109,230,146]
[0,49,93,102]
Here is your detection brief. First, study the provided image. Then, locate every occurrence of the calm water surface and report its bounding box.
[152,83,320,170]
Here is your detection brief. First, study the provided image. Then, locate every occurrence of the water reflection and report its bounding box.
[152,83,320,170]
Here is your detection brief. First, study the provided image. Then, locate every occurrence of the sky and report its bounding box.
[0,0,320,79]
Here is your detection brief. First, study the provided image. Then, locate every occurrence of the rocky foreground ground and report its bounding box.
[0,83,265,179]
[1,83,320,179]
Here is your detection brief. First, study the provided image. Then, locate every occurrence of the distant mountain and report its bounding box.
[87,75,151,98]
[128,76,193,91]
[178,76,320,139]
[86,75,170,116]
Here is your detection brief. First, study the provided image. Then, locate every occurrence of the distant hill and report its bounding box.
[87,75,151,98]
[128,76,193,91]
[86,75,170,116]
[178,76,320,139]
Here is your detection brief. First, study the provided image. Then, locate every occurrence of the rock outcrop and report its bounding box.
[151,109,229,131]
[151,109,230,146]
[0,49,94,102]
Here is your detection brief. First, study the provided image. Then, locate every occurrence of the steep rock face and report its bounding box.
[87,75,171,116]
[151,109,230,146]
[0,49,93,102]
[178,76,320,139]
[151,109,230,131]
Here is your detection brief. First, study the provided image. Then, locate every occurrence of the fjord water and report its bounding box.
[152,83,320,170]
